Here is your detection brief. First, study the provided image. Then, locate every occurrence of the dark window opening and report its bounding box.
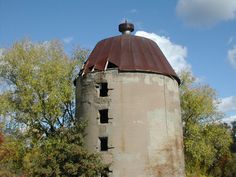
[107,62,118,69]
[99,109,109,124]
[101,173,108,177]
[99,137,108,151]
[100,82,108,97]
[88,66,94,71]
[101,167,112,177]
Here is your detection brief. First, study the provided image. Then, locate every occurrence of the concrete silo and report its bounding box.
[75,22,185,177]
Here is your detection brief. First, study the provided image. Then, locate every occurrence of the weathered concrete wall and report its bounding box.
[76,70,185,177]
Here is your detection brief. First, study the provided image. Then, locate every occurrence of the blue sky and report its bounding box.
[1,0,236,122]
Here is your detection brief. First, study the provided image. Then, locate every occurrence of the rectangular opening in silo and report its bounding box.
[101,173,108,177]
[99,109,109,124]
[107,61,118,69]
[99,137,108,151]
[100,82,108,97]
[101,167,112,177]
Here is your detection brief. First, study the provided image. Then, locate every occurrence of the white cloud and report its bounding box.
[222,115,236,124]
[176,0,236,27]
[219,96,236,112]
[62,37,74,44]
[135,31,191,73]
[228,46,236,68]
[218,96,236,124]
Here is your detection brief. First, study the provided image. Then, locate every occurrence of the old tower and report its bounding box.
[75,22,185,177]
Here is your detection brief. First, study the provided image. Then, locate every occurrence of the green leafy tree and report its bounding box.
[231,121,236,152]
[179,71,233,177]
[23,122,105,177]
[0,39,106,176]
[222,121,236,177]
[0,133,26,177]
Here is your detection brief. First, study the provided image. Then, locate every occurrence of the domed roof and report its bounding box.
[81,23,180,84]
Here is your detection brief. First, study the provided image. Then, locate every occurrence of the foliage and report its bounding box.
[23,125,105,177]
[179,71,233,177]
[222,121,236,177]
[223,153,236,177]
[231,121,236,152]
[0,39,106,176]
[0,40,77,137]
[0,133,25,176]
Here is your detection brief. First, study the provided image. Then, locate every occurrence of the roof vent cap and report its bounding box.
[119,21,134,35]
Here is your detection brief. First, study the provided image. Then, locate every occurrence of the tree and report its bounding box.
[0,40,76,137]
[179,71,233,177]
[222,121,236,177]
[231,121,236,152]
[23,124,105,177]
[0,39,106,176]
[0,132,25,177]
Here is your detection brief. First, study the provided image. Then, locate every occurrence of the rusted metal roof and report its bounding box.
[81,26,180,84]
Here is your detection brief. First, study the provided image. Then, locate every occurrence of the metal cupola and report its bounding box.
[80,22,180,84]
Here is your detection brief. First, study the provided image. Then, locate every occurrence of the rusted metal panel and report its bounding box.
[81,34,180,84]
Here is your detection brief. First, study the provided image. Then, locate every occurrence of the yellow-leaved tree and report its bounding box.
[0,40,107,177]
[180,71,233,177]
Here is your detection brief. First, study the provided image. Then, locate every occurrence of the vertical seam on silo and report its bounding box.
[164,76,168,135]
